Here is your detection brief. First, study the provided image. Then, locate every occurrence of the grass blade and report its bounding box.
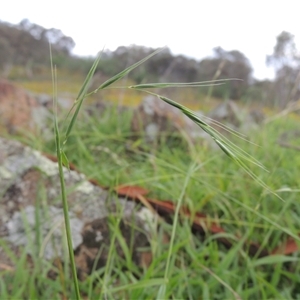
[129,78,242,89]
[131,90,280,199]
[252,255,299,267]
[61,150,70,171]
[76,52,102,102]
[63,52,102,145]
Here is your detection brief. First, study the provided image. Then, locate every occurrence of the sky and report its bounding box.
[2,0,299,80]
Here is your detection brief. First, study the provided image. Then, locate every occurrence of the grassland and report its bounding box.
[1,97,299,299]
[1,56,300,299]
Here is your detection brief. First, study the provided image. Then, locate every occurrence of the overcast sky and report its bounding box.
[2,0,299,80]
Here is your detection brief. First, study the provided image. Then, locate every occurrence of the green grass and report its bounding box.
[1,50,300,298]
[2,106,299,299]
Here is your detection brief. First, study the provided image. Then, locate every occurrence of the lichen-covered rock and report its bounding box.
[0,137,155,267]
[5,205,84,260]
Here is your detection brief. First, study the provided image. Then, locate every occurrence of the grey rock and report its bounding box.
[5,205,84,260]
[0,137,154,261]
[208,100,242,128]
[131,95,205,143]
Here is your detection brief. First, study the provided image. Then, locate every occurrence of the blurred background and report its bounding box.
[1,0,300,108]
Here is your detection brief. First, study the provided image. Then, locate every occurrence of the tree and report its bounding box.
[43,28,75,54]
[18,19,75,54]
[266,31,299,71]
[266,31,300,106]
[198,47,253,99]
[0,19,77,78]
[0,35,14,72]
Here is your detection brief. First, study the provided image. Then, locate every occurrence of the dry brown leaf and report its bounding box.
[115,185,149,198]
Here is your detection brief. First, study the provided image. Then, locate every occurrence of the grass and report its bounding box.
[2,106,299,299]
[1,50,300,299]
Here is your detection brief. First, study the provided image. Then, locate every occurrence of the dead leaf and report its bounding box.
[115,185,149,198]
[272,236,300,255]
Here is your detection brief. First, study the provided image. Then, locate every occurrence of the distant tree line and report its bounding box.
[96,45,253,100]
[0,19,75,77]
[243,31,300,107]
[0,19,299,107]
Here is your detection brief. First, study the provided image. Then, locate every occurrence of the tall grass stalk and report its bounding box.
[158,164,194,299]
[50,48,81,300]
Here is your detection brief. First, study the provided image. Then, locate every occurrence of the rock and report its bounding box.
[6,205,84,260]
[75,215,151,279]
[0,78,39,134]
[35,92,73,110]
[208,101,266,133]
[0,79,74,139]
[130,95,207,143]
[85,100,131,118]
[130,97,266,149]
[248,109,265,124]
[207,100,241,130]
[0,137,155,270]
[0,79,52,137]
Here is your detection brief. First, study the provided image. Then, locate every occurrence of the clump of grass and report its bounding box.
[49,47,291,299]
[2,97,300,299]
